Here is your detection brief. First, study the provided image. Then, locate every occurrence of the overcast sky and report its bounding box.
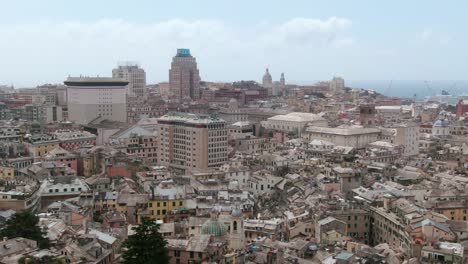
[1,0,467,87]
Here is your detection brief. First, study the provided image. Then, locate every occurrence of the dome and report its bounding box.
[433,119,449,127]
[231,208,243,218]
[262,68,272,85]
[201,219,227,237]
[229,98,238,104]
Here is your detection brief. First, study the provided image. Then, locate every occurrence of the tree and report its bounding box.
[0,210,50,249]
[122,217,169,264]
[18,255,67,264]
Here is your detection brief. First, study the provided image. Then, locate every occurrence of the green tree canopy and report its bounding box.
[122,217,169,264]
[0,210,50,249]
[18,255,67,264]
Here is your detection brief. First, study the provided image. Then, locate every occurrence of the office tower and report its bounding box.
[169,49,201,100]
[65,77,127,124]
[112,63,147,97]
[157,112,228,173]
[330,77,345,94]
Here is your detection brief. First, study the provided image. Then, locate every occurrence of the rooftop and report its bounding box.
[158,112,226,125]
[267,112,325,122]
[64,77,129,87]
[306,126,381,135]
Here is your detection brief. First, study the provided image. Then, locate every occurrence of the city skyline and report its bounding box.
[1,0,468,87]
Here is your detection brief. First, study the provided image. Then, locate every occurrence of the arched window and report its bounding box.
[233,221,237,231]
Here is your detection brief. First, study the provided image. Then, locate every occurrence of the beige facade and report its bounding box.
[112,64,147,97]
[65,77,127,125]
[304,127,381,149]
[262,112,327,136]
[381,124,419,156]
[169,49,200,100]
[157,113,227,173]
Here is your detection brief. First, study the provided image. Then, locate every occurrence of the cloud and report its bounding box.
[418,28,450,45]
[419,28,433,41]
[0,17,353,86]
[264,17,353,47]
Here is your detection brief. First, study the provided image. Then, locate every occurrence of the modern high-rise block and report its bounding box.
[169,49,201,100]
[330,77,345,94]
[112,64,147,97]
[65,77,127,125]
[157,112,228,173]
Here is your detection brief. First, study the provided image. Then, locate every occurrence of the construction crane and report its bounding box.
[383,80,393,96]
[423,80,436,96]
[447,82,458,95]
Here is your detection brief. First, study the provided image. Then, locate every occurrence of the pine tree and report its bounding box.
[122,217,170,264]
[0,210,50,249]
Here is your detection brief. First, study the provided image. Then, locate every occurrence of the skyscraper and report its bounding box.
[330,76,345,94]
[112,63,147,97]
[169,49,201,100]
[280,73,285,85]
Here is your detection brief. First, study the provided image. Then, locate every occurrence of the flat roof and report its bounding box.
[64,77,129,87]
[306,126,381,136]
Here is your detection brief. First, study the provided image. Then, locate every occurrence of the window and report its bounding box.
[190,252,194,258]
[179,201,183,206]
[198,252,202,259]
[172,202,176,207]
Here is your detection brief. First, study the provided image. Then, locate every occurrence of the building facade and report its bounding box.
[65,77,128,125]
[157,112,228,172]
[112,64,147,97]
[169,49,201,100]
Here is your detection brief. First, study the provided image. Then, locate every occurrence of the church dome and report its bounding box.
[201,219,227,237]
[433,119,449,127]
[231,208,243,218]
[262,68,273,85]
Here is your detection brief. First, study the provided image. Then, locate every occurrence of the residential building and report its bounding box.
[24,134,60,160]
[52,130,96,151]
[112,63,147,97]
[330,77,345,94]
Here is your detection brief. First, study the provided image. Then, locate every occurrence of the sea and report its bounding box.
[345,80,468,99]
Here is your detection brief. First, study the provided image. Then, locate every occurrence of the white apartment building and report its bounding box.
[330,77,345,94]
[304,126,381,149]
[380,123,420,156]
[261,112,327,136]
[65,77,127,125]
[157,112,228,173]
[112,64,147,97]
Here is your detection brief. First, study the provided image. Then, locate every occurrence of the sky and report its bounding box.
[1,0,468,87]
